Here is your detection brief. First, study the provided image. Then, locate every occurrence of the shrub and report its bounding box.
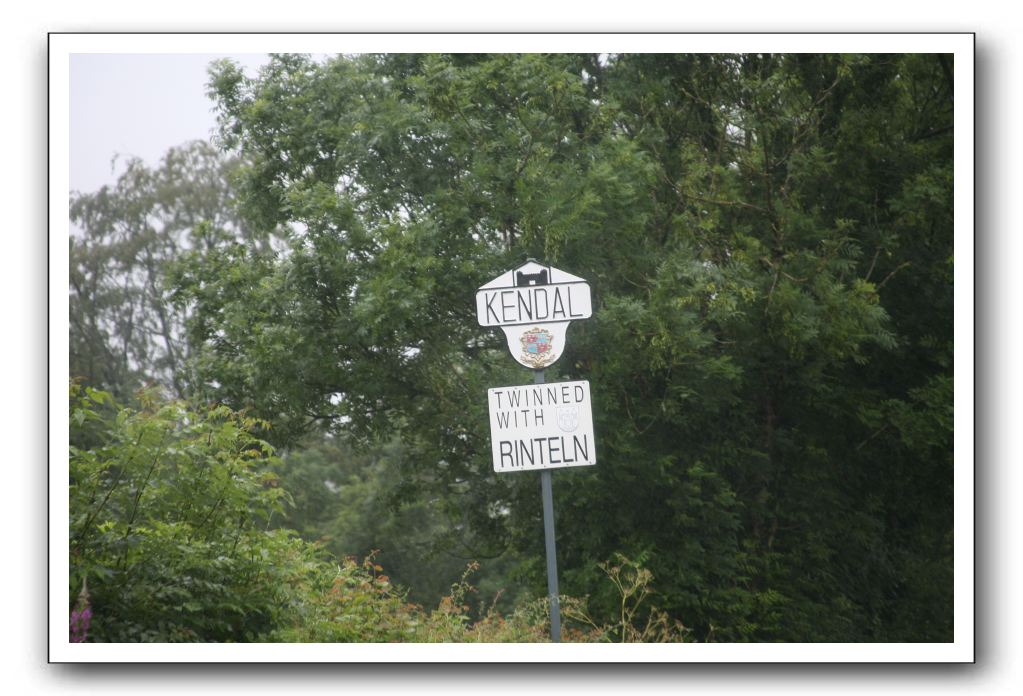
[69,383,692,643]
[70,383,309,641]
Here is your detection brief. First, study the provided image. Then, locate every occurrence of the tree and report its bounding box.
[174,53,954,641]
[70,140,270,400]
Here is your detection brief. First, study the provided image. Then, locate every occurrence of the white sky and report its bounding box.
[69,53,271,194]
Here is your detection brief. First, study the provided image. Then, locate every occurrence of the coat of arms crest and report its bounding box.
[519,327,556,368]
[557,406,579,432]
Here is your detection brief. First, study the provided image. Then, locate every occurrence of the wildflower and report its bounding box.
[70,578,91,643]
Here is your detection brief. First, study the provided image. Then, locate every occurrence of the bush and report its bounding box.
[69,383,692,643]
[70,383,311,641]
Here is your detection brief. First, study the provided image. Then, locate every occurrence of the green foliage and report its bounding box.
[70,382,306,641]
[73,52,954,642]
[272,434,533,613]
[562,554,694,643]
[269,552,681,643]
[268,555,547,643]
[172,52,955,641]
[68,382,701,643]
[268,552,424,643]
[70,141,270,401]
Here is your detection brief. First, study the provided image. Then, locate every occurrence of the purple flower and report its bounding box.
[70,579,91,643]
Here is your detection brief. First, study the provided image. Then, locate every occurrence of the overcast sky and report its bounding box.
[69,53,272,194]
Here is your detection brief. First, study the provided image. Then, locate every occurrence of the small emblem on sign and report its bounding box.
[557,406,579,432]
[520,327,556,368]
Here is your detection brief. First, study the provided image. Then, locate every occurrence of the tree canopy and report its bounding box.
[70,140,275,400]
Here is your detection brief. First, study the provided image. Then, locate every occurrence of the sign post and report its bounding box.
[477,260,595,643]
[536,370,561,643]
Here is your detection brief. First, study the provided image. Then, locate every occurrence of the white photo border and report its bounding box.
[50,32,974,663]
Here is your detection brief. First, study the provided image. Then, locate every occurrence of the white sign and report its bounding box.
[487,380,596,472]
[476,261,592,369]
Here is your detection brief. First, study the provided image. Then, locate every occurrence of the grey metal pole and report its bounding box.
[536,368,561,643]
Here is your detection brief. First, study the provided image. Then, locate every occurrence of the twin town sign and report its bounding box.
[475,261,592,370]
[487,380,596,472]
[477,261,596,472]
[476,260,596,643]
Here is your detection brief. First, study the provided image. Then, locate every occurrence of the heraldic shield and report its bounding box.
[557,406,580,432]
[519,327,556,368]
[476,261,591,370]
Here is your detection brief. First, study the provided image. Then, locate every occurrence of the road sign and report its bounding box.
[476,261,592,370]
[476,261,595,642]
[487,380,596,472]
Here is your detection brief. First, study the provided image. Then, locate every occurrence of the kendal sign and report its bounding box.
[487,380,596,472]
[475,261,592,369]
[475,259,596,643]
